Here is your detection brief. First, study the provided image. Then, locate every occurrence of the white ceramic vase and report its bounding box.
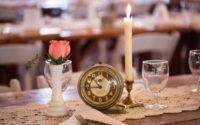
[44,60,72,117]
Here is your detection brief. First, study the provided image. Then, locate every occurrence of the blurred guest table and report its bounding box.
[1,74,200,125]
[0,13,200,74]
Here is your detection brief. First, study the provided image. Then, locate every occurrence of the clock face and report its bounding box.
[78,63,124,109]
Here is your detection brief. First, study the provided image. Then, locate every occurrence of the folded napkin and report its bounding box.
[59,103,127,125]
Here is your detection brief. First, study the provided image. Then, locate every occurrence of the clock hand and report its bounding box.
[94,79,102,89]
[100,71,104,81]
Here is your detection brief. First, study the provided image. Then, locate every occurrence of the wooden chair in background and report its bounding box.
[0,79,21,93]
[111,31,180,75]
[0,41,43,90]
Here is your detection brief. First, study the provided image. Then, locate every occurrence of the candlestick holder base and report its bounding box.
[117,80,143,108]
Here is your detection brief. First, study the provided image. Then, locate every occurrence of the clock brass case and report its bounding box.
[77,62,124,109]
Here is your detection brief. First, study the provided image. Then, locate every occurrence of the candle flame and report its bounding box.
[126,4,131,18]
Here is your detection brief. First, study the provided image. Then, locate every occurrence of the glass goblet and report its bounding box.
[142,60,169,110]
[44,59,72,92]
[188,50,200,93]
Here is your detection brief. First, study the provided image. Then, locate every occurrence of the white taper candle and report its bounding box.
[124,4,133,81]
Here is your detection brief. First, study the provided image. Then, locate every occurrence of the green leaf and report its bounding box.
[47,54,56,62]
[60,54,71,64]
[28,61,31,64]
[26,54,46,70]
[39,57,45,61]
[35,54,39,59]
[62,57,68,63]
[31,59,35,64]
[56,56,63,64]
[50,61,56,65]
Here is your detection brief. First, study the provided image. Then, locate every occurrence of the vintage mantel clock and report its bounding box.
[77,62,124,109]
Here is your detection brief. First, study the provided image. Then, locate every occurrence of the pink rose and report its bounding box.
[49,40,70,60]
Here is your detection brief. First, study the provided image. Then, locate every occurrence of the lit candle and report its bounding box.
[124,4,133,81]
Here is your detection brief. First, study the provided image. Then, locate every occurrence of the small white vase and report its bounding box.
[46,64,68,117]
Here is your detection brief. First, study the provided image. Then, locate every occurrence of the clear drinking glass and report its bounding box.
[142,60,169,110]
[44,60,72,92]
[188,50,200,93]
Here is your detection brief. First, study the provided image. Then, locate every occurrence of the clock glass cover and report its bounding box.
[77,63,123,109]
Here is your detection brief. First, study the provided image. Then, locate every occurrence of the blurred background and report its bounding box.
[0,0,200,91]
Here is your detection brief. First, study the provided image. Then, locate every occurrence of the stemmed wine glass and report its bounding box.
[44,60,72,92]
[142,60,169,110]
[188,50,200,93]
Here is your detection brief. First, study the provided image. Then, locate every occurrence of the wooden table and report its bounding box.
[0,74,199,125]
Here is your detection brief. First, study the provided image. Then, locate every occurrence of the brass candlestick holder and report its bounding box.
[117,80,143,108]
